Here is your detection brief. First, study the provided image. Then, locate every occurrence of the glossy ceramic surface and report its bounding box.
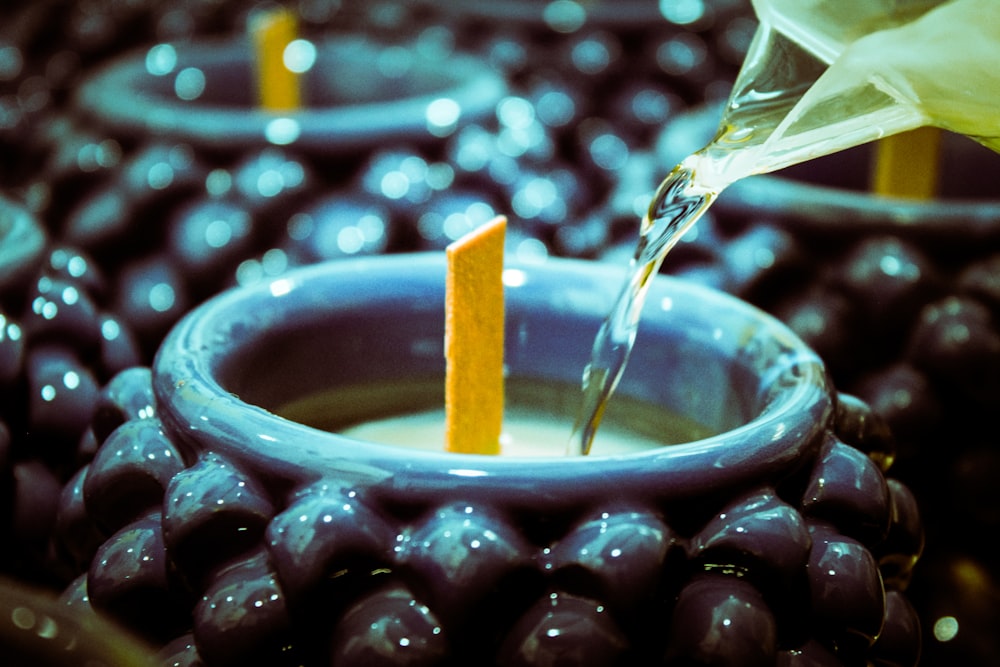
[52,255,923,665]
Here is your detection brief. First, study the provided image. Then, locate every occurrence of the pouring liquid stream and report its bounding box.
[568,162,718,456]
[569,0,1000,456]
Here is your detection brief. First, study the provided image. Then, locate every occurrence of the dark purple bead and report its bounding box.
[25,344,100,449]
[61,186,133,253]
[283,193,392,262]
[665,575,777,667]
[42,245,107,300]
[719,222,804,302]
[83,418,185,535]
[113,254,191,350]
[87,511,188,643]
[95,311,143,378]
[413,189,501,251]
[193,549,297,667]
[117,142,205,204]
[835,236,940,338]
[800,436,891,545]
[546,508,672,613]
[166,196,256,293]
[265,484,397,608]
[690,490,811,592]
[0,310,24,389]
[9,458,62,571]
[500,591,629,667]
[957,252,1000,311]
[854,363,942,458]
[870,590,921,667]
[231,148,311,215]
[877,479,924,590]
[906,295,1000,405]
[52,465,107,575]
[769,286,870,382]
[23,275,102,353]
[775,639,841,666]
[329,583,449,667]
[59,572,95,617]
[397,502,531,626]
[89,366,156,445]
[806,522,885,654]
[833,393,895,473]
[158,633,205,667]
[162,453,275,591]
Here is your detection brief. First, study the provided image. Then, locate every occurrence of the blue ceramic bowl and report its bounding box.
[56,254,922,666]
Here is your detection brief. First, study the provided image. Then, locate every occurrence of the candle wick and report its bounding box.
[444,216,507,455]
[871,126,941,199]
[250,6,302,112]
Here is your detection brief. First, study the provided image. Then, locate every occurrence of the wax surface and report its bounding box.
[275,378,715,457]
[342,406,668,456]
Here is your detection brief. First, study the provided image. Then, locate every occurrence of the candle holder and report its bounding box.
[51,254,922,666]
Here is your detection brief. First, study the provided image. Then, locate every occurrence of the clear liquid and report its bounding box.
[570,0,1000,456]
[569,163,717,456]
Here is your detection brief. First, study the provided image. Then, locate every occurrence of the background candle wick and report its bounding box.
[871,126,942,199]
[250,5,302,112]
[445,216,507,455]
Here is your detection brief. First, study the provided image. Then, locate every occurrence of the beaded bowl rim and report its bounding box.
[152,253,832,506]
[73,35,508,153]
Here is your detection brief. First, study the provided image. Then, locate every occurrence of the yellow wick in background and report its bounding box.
[445,216,507,455]
[871,126,942,200]
[250,6,301,111]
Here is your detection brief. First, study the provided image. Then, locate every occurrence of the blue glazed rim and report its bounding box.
[153,254,832,507]
[73,36,508,153]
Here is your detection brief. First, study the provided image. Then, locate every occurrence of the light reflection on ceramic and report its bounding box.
[51,255,922,665]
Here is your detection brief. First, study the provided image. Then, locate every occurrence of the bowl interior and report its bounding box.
[210,256,809,445]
